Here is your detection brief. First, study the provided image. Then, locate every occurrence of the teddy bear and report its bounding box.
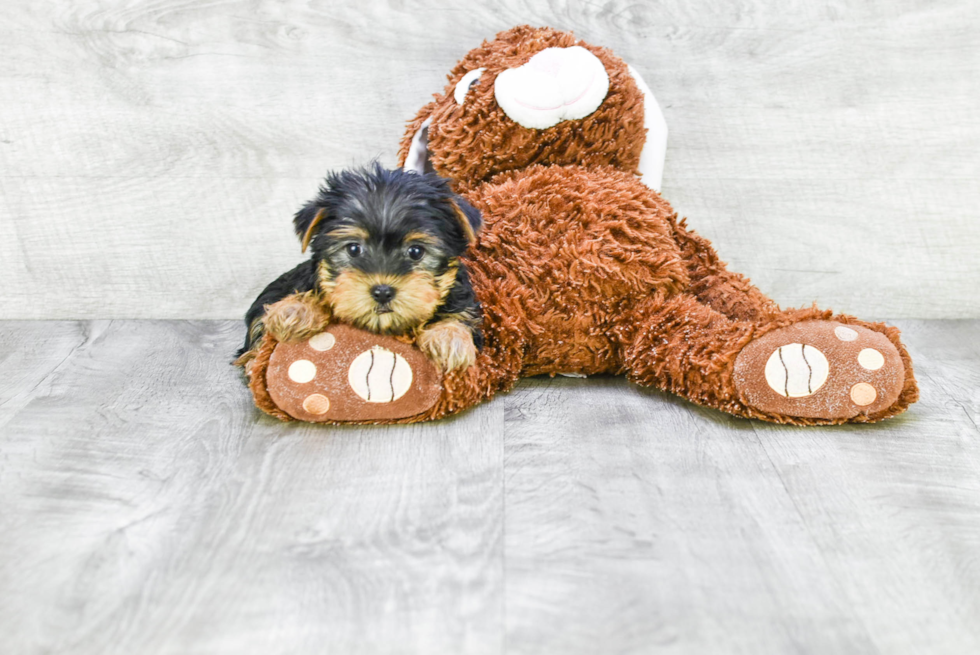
[242,25,918,426]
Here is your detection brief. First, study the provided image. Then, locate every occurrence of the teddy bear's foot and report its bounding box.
[733,321,907,421]
[263,324,443,422]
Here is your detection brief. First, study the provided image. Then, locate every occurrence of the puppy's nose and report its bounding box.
[370,284,396,304]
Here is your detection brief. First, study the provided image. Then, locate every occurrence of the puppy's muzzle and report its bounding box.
[371,284,396,313]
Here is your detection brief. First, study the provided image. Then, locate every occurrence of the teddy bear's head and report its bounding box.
[397,25,668,191]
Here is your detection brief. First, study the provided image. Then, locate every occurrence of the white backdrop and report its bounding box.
[1,0,978,319]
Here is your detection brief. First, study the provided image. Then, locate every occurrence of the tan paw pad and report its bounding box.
[302,394,331,415]
[849,383,877,406]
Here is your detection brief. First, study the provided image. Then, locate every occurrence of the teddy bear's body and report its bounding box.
[244,26,917,426]
[464,164,686,376]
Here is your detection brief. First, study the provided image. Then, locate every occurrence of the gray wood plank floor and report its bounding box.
[1,319,978,654]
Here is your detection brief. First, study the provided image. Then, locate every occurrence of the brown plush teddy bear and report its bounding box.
[243,25,918,426]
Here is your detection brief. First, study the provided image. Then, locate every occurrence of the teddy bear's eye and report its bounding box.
[454,68,485,105]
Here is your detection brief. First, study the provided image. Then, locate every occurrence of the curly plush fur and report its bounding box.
[244,25,918,426]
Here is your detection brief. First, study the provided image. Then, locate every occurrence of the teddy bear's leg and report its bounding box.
[623,293,916,424]
[670,217,779,323]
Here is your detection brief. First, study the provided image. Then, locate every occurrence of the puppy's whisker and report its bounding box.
[328,270,443,335]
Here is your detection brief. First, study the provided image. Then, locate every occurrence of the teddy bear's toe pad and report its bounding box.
[733,321,905,420]
[265,324,442,422]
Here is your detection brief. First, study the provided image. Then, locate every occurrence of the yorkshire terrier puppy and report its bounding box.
[237,164,483,372]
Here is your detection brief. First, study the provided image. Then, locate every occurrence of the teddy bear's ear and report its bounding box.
[294,204,329,253]
[449,195,481,247]
[625,64,668,193]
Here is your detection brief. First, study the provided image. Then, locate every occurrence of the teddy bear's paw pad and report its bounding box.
[733,321,905,420]
[265,324,442,422]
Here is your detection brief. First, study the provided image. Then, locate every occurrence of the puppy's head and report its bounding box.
[294,164,481,335]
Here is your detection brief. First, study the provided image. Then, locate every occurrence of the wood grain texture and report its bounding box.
[0,320,503,655]
[1,1,978,319]
[0,319,978,654]
[504,319,980,654]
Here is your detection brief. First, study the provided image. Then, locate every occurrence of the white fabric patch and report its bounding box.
[626,64,668,193]
[454,68,485,104]
[404,117,432,174]
[858,348,885,370]
[288,359,317,384]
[834,325,859,341]
[308,332,336,351]
[348,347,413,403]
[494,46,609,130]
[764,344,829,398]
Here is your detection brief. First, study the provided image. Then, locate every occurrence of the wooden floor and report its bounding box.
[1,319,978,654]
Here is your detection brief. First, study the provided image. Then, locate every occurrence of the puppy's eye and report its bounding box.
[454,68,485,105]
[407,244,426,261]
[345,243,362,258]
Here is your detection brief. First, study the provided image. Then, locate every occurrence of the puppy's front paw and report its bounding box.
[417,320,477,372]
[263,294,329,343]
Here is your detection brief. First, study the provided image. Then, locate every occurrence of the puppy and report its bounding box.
[236,164,483,372]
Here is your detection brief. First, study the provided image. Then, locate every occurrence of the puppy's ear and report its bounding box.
[449,196,482,248]
[294,204,328,253]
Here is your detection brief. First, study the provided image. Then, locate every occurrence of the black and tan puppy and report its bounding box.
[237,164,483,371]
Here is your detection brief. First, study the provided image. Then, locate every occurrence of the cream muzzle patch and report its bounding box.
[405,56,668,193]
[493,46,609,130]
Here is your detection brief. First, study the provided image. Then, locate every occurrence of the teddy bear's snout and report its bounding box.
[493,46,609,130]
